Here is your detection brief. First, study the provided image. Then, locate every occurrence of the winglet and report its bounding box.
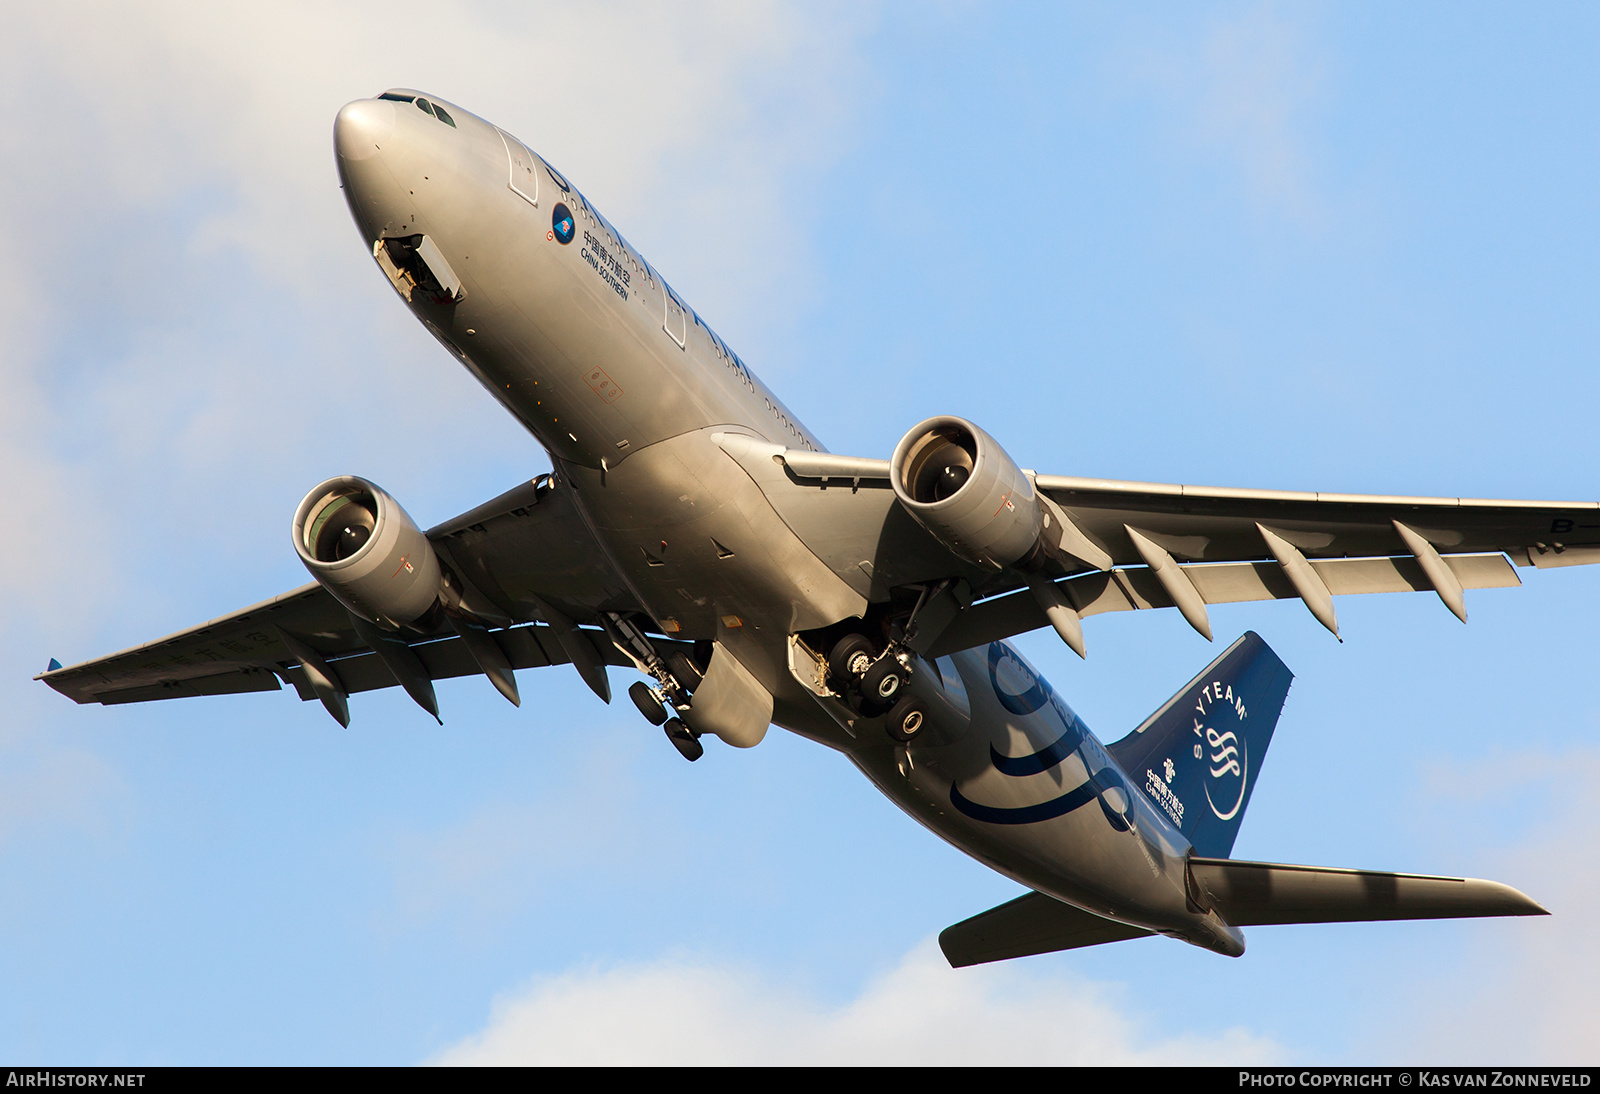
[46,658,61,672]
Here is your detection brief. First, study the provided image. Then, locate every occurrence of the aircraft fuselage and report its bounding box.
[333,91,1239,955]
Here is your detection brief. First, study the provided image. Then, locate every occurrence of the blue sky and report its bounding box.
[2,1,1598,1064]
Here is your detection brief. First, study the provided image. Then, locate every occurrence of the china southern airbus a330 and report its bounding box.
[42,90,1596,964]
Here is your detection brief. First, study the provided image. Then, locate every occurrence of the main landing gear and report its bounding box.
[609,612,708,763]
[627,678,705,762]
[827,633,927,745]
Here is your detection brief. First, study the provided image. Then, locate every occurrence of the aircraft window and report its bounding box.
[433,105,456,127]
[379,92,415,103]
[415,98,436,117]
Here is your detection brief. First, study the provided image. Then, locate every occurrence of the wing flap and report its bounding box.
[925,553,1520,657]
[938,891,1154,967]
[1188,857,1548,925]
[97,667,284,705]
[38,583,352,705]
[1035,475,1600,567]
[279,623,626,700]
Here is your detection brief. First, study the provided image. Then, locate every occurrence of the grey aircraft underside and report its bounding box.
[41,90,1592,963]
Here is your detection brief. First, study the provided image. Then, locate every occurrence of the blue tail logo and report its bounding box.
[1196,679,1248,822]
[1107,632,1292,858]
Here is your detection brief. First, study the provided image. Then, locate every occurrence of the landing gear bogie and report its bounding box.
[859,657,909,713]
[827,634,875,691]
[885,695,927,743]
[664,718,703,762]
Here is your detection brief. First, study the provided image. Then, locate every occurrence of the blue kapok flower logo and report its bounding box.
[552,203,575,245]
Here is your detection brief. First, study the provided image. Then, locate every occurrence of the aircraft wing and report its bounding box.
[40,581,355,706]
[38,475,650,722]
[929,474,1600,654]
[1028,472,1600,571]
[725,440,1600,653]
[36,580,636,712]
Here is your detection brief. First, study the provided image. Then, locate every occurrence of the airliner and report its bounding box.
[42,90,1594,964]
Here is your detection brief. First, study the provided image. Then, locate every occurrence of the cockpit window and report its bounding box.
[380,92,456,128]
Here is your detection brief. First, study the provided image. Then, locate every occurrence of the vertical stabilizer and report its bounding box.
[1106,632,1292,858]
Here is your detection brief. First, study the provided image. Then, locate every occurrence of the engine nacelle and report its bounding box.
[891,416,1045,571]
[292,475,444,627]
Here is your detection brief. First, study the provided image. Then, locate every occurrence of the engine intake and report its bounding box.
[292,476,444,627]
[891,416,1045,571]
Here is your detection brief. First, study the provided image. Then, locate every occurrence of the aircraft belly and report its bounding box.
[565,428,868,644]
[845,643,1200,935]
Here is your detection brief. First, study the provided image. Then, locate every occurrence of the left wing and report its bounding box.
[929,472,1600,653]
[717,438,1600,653]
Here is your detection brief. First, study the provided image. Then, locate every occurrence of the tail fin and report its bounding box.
[1107,631,1292,858]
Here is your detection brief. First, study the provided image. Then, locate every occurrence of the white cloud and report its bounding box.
[0,0,870,327]
[429,940,1286,1065]
[0,732,127,852]
[1116,3,1325,223]
[0,0,878,948]
[377,737,653,938]
[1378,747,1600,1064]
[0,0,874,620]
[428,745,1600,1065]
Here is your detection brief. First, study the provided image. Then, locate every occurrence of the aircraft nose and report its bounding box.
[333,98,395,162]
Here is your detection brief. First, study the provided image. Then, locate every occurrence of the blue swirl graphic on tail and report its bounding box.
[950,643,1132,829]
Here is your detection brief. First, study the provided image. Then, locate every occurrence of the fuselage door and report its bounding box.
[498,129,539,207]
[663,287,688,348]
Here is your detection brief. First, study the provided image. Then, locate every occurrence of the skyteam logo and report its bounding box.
[1194,678,1249,821]
[552,203,575,245]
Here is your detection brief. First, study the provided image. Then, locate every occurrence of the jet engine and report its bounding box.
[891,416,1046,571]
[292,476,444,627]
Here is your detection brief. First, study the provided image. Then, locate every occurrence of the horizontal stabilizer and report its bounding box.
[1189,857,1548,925]
[938,891,1152,968]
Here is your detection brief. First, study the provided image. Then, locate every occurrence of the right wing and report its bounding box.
[36,581,634,709]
